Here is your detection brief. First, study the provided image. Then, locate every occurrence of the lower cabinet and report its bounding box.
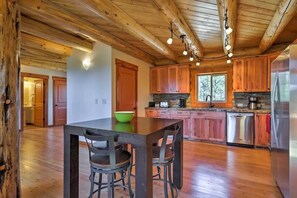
[190,111,226,142]
[255,113,271,147]
[145,109,226,143]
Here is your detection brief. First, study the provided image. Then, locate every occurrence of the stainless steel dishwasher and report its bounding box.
[227,112,254,146]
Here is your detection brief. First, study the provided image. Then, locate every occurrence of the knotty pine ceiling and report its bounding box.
[19,0,297,71]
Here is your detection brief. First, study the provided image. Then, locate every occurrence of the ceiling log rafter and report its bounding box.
[217,0,238,55]
[152,0,204,58]
[20,0,156,63]
[21,16,93,53]
[79,0,178,62]
[259,0,297,53]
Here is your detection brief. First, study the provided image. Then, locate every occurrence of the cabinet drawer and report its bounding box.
[171,110,191,116]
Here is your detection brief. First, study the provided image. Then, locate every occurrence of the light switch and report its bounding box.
[95,98,98,104]
[102,99,107,104]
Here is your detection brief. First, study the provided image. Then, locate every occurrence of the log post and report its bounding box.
[0,0,21,197]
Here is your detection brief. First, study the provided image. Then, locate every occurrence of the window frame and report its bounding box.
[196,73,227,103]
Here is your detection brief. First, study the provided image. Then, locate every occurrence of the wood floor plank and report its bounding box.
[20,126,282,198]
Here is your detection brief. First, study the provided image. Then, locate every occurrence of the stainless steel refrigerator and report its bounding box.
[271,43,297,198]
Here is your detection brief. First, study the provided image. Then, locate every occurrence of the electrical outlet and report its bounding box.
[95,98,98,104]
[102,99,107,104]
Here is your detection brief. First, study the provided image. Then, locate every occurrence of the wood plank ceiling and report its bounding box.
[19,0,297,71]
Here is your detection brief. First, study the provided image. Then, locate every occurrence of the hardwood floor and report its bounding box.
[20,126,282,198]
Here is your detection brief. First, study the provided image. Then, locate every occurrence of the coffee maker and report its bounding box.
[179,99,186,108]
[248,96,258,110]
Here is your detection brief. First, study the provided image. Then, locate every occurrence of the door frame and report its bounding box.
[115,59,138,115]
[53,76,67,126]
[20,72,49,131]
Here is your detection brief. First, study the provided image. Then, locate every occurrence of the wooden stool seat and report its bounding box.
[91,150,131,170]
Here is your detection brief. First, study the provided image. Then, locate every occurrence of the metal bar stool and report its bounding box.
[152,126,180,198]
[84,131,134,198]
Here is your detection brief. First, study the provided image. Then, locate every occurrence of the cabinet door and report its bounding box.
[233,59,246,92]
[158,110,170,118]
[190,116,208,140]
[158,67,168,93]
[178,65,190,93]
[168,66,178,93]
[246,57,268,92]
[150,68,158,93]
[171,115,191,138]
[255,113,271,147]
[207,117,226,142]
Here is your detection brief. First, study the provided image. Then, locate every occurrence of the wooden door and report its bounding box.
[246,57,268,92]
[34,80,44,127]
[168,66,178,93]
[178,65,190,93]
[255,113,271,147]
[116,60,138,115]
[208,117,225,142]
[233,59,246,92]
[53,78,67,126]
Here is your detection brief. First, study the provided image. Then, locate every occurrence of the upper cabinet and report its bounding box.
[150,65,190,94]
[150,66,168,93]
[233,56,269,92]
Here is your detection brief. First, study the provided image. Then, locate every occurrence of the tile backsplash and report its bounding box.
[152,94,190,107]
[233,92,271,109]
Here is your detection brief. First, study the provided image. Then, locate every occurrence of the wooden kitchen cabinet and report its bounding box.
[145,109,159,118]
[145,109,170,118]
[150,65,189,94]
[190,111,226,142]
[255,113,271,147]
[150,66,168,93]
[170,110,191,138]
[267,52,281,91]
[233,56,269,92]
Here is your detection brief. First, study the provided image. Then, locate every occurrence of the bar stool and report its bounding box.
[84,131,134,198]
[152,126,180,198]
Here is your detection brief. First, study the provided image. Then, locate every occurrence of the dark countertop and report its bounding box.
[145,107,271,114]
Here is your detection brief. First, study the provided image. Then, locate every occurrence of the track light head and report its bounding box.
[225,26,232,34]
[183,50,188,56]
[228,52,233,57]
[167,37,173,45]
[189,56,194,61]
[196,61,200,66]
[227,58,231,64]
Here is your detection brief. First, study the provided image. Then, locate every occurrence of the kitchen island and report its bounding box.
[64,117,183,198]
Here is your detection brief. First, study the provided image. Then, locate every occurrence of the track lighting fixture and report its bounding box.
[225,36,232,51]
[227,57,231,64]
[228,51,233,57]
[196,61,200,66]
[224,9,232,35]
[167,22,174,45]
[183,43,188,55]
[189,55,194,62]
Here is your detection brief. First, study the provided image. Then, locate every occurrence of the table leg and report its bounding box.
[135,143,153,198]
[173,122,183,189]
[64,130,79,198]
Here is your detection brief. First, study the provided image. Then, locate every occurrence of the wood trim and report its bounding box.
[190,65,233,108]
[115,59,138,71]
[20,72,49,130]
[52,76,67,81]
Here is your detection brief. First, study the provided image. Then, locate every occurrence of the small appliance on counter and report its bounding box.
[160,101,169,108]
[179,98,186,108]
[148,102,155,107]
[248,96,258,110]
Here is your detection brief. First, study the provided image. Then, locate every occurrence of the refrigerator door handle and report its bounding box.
[271,72,279,148]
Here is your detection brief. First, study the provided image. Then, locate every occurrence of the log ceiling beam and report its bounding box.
[217,0,238,55]
[259,0,297,53]
[152,0,204,57]
[21,46,68,62]
[20,58,66,71]
[21,32,72,56]
[19,0,156,64]
[80,0,178,62]
[21,15,93,53]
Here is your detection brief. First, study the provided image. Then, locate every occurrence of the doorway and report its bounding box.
[116,59,138,115]
[53,77,67,126]
[21,73,48,130]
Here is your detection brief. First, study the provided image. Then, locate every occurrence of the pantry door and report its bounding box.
[116,59,138,116]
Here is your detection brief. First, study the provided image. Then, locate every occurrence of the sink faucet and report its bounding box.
[206,95,215,108]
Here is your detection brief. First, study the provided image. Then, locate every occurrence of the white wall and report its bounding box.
[67,42,112,123]
[21,65,66,126]
[112,49,152,117]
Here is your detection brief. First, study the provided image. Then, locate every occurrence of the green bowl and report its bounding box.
[114,111,135,122]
